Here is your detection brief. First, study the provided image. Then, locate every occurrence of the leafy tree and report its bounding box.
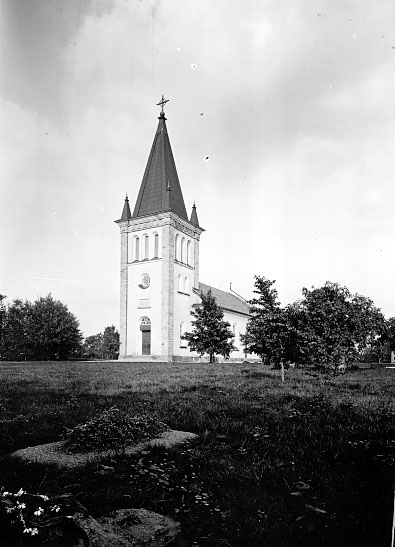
[243,278,385,372]
[0,294,8,360]
[82,326,120,359]
[183,290,235,363]
[373,316,395,362]
[28,295,82,360]
[242,277,280,364]
[241,276,300,367]
[2,298,33,361]
[83,333,104,359]
[102,325,120,359]
[297,283,384,370]
[0,294,82,361]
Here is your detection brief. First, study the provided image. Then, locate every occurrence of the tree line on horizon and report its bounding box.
[183,277,395,369]
[1,278,394,367]
[241,276,395,369]
[0,294,119,361]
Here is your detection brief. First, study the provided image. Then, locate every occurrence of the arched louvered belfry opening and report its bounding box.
[187,240,191,265]
[175,234,180,261]
[154,233,159,258]
[134,236,140,261]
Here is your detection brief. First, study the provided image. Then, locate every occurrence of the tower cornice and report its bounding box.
[115,210,204,238]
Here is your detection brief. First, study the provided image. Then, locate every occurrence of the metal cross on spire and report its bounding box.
[157,94,169,115]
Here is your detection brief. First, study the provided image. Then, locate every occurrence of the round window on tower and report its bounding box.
[139,273,151,289]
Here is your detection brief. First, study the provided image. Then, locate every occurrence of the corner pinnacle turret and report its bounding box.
[120,194,132,221]
[190,202,200,227]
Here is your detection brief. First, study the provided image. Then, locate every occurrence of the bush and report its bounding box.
[62,407,169,452]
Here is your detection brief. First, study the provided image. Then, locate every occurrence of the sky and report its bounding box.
[1,0,395,337]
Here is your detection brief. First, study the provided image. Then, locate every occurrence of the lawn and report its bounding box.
[0,361,394,546]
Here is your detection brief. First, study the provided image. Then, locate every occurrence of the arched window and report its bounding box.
[184,276,189,294]
[175,234,179,261]
[181,237,185,263]
[178,274,183,292]
[134,237,140,261]
[144,235,149,260]
[180,321,187,348]
[187,240,191,265]
[154,233,159,258]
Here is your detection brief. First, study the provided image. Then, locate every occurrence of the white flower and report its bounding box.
[34,507,44,516]
[51,505,60,513]
[16,502,26,509]
[23,527,35,534]
[39,495,49,501]
[2,491,9,497]
[15,488,25,497]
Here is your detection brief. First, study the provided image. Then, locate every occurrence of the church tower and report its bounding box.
[115,97,204,361]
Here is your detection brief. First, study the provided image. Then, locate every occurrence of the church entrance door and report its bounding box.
[140,317,151,356]
[142,329,151,355]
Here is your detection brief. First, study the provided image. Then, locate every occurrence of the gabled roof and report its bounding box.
[132,112,188,220]
[197,282,250,316]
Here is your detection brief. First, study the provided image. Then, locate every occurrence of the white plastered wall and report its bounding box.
[126,225,163,357]
[222,310,249,359]
[172,229,199,357]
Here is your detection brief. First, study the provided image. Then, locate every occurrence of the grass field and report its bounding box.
[0,361,394,546]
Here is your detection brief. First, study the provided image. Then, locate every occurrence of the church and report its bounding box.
[115,97,250,362]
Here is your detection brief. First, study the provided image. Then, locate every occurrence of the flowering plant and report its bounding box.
[0,487,85,543]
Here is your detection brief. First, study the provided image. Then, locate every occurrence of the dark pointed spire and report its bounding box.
[190,201,200,227]
[120,194,132,221]
[132,97,188,220]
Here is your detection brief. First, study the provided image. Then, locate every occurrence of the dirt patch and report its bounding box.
[11,430,198,468]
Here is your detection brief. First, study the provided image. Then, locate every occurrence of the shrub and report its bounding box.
[62,407,169,452]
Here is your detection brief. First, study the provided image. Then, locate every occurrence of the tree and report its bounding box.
[373,316,395,362]
[83,333,104,359]
[242,276,295,367]
[297,283,384,370]
[102,325,120,359]
[0,294,8,360]
[28,295,83,360]
[0,294,82,361]
[1,298,33,361]
[183,290,235,362]
[242,278,385,372]
[82,326,120,359]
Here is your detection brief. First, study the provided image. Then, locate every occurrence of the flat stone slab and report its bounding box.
[11,430,198,468]
[73,508,181,547]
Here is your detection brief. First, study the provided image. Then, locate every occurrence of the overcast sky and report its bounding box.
[1,0,395,336]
